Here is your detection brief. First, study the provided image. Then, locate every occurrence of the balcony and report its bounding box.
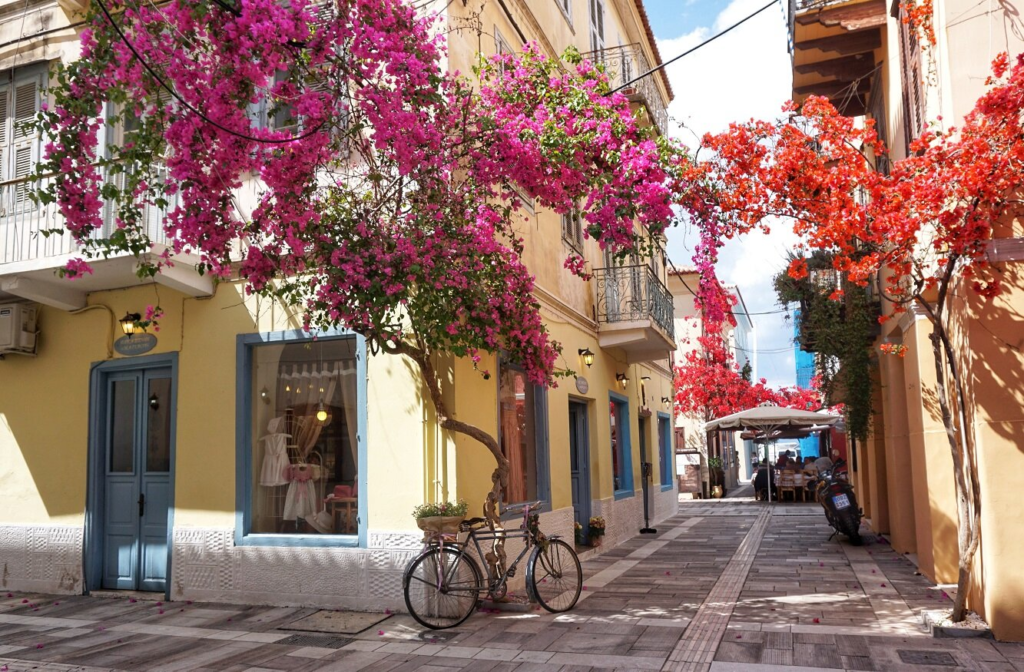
[788,0,886,117]
[594,265,675,363]
[583,43,670,136]
[0,174,212,310]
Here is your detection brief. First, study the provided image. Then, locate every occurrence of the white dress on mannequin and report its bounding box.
[259,417,291,487]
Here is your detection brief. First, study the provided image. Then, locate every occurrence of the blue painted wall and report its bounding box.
[794,310,819,458]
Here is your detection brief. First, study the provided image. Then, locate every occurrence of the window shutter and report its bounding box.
[11,75,39,208]
[0,81,9,186]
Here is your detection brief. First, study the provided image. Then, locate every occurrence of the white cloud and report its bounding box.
[659,0,802,389]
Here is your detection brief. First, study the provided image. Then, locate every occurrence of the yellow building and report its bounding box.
[790,0,1024,640]
[0,0,677,609]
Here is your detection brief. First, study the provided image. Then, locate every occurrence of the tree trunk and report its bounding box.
[922,287,981,623]
[388,338,510,582]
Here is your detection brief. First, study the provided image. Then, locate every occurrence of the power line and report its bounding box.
[610,0,780,95]
[94,0,324,145]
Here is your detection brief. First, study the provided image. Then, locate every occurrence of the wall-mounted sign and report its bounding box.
[114,333,157,357]
[575,376,589,394]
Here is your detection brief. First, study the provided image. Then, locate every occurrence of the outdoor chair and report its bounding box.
[777,472,798,502]
[802,470,818,502]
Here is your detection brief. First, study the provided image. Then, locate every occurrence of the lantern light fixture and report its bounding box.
[661,396,672,406]
[615,373,629,389]
[316,400,328,423]
[578,348,595,368]
[119,312,142,337]
[260,387,271,404]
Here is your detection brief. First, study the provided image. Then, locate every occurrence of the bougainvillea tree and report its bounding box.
[33,0,685,571]
[694,53,1024,622]
[674,281,822,448]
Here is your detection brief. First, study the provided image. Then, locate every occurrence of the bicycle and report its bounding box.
[402,500,583,629]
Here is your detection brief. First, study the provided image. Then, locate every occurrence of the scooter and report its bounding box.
[814,459,863,545]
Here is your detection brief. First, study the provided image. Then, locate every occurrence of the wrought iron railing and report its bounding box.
[0,171,172,266]
[582,43,669,135]
[594,265,674,340]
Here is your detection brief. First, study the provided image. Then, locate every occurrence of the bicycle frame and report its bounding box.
[464,526,533,596]
[417,501,550,599]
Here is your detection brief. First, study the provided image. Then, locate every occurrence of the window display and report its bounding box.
[250,337,359,535]
[499,365,538,504]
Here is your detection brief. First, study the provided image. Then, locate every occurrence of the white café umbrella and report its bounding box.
[705,402,840,503]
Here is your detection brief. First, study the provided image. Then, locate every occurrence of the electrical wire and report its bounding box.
[93,0,324,145]
[611,0,780,95]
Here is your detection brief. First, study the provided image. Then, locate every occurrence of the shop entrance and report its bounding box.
[568,400,591,537]
[87,355,177,594]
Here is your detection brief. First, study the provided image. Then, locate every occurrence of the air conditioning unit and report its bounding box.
[0,303,38,355]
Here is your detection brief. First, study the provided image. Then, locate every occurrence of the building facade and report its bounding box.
[790,0,1024,640]
[0,0,678,610]
[668,269,752,491]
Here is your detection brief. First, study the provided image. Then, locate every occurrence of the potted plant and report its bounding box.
[588,516,606,547]
[412,499,468,535]
[708,457,725,498]
[574,521,585,545]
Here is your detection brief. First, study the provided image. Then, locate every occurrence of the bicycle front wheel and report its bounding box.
[528,539,582,613]
[403,547,482,629]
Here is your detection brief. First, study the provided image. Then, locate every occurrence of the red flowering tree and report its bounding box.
[34,0,683,541]
[694,53,1024,622]
[674,284,821,439]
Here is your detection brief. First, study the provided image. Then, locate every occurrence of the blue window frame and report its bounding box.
[235,329,367,548]
[609,392,633,499]
[658,412,673,490]
[497,360,551,509]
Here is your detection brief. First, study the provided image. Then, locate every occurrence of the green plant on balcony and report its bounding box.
[774,251,878,442]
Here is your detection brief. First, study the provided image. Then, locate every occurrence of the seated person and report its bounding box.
[753,461,777,501]
[802,456,818,473]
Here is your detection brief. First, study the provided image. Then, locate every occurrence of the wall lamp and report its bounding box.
[661,396,672,407]
[578,348,595,368]
[119,312,142,337]
[615,373,629,389]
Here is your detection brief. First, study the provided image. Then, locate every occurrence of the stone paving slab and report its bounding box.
[2,497,1023,671]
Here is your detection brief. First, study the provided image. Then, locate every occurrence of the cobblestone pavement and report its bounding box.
[2,494,1023,671]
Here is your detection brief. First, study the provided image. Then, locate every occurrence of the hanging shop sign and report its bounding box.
[114,333,157,356]
[575,376,589,394]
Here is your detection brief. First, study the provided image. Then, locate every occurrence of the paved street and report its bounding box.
[2,492,1022,672]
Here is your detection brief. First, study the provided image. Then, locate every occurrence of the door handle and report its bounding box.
[138,493,145,518]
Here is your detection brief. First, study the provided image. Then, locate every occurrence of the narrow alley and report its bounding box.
[2,493,1021,672]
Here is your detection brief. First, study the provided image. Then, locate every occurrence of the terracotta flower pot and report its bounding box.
[589,534,603,547]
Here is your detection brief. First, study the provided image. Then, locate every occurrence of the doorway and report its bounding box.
[568,400,591,538]
[87,355,177,594]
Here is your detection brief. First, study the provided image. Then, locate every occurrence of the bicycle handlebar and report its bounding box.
[500,500,545,516]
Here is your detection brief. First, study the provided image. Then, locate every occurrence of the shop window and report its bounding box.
[238,332,365,545]
[498,362,549,505]
[658,413,672,488]
[609,393,632,498]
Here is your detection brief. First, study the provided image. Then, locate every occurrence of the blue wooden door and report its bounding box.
[569,401,591,537]
[102,367,172,591]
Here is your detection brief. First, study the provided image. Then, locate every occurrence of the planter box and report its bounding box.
[416,516,464,535]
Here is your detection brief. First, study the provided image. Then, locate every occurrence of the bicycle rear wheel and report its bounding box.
[403,547,482,629]
[527,539,582,613]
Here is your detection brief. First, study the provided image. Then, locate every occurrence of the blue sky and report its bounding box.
[644,0,722,35]
[642,0,800,389]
